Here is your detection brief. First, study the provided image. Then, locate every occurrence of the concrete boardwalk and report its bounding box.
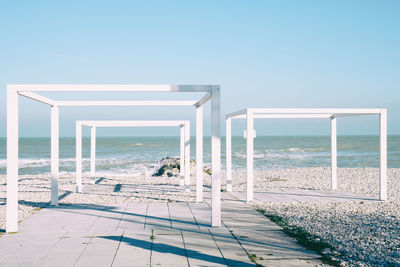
[0,186,326,267]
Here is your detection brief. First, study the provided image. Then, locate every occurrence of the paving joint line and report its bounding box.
[180,230,191,267]
[72,205,109,266]
[167,202,173,229]
[110,230,124,266]
[208,228,229,266]
[115,202,129,231]
[33,204,89,265]
[144,202,149,230]
[186,202,201,230]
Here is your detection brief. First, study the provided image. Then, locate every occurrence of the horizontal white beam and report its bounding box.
[18,92,56,106]
[195,92,211,107]
[226,109,247,119]
[331,113,381,118]
[232,114,333,119]
[10,84,214,92]
[248,108,383,115]
[78,120,188,127]
[56,100,197,107]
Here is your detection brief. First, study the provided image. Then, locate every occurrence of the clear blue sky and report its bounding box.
[0,0,399,137]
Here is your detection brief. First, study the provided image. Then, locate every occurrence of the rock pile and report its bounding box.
[152,157,211,177]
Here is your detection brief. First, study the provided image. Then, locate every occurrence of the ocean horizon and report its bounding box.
[0,135,399,176]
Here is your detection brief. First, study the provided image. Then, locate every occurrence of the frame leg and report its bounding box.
[90,126,96,179]
[76,123,82,192]
[226,117,232,192]
[246,110,254,202]
[51,106,59,205]
[6,86,19,233]
[196,106,204,202]
[184,121,191,192]
[379,110,387,200]
[180,126,185,187]
[211,86,221,227]
[331,117,337,190]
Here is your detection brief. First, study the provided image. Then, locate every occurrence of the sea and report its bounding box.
[0,136,399,176]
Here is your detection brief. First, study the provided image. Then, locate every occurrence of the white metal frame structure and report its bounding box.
[76,120,191,192]
[226,108,387,202]
[6,84,221,232]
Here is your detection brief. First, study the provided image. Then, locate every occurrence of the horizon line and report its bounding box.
[1,134,399,138]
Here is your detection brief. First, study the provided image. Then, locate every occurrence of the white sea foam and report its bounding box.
[286,147,302,152]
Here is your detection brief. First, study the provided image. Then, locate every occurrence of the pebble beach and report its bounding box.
[230,167,400,266]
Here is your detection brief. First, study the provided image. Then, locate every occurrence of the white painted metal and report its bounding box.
[90,127,96,178]
[227,108,383,119]
[331,117,337,190]
[196,106,204,202]
[379,109,388,200]
[50,106,59,205]
[246,110,254,202]
[226,118,232,192]
[6,86,18,233]
[180,126,185,187]
[79,120,188,127]
[328,113,378,118]
[196,92,212,107]
[76,123,83,193]
[7,84,220,232]
[244,129,256,139]
[57,100,197,107]
[211,86,221,227]
[248,108,382,115]
[236,114,333,119]
[226,109,247,119]
[11,84,213,92]
[184,121,191,192]
[18,91,56,106]
[226,108,387,203]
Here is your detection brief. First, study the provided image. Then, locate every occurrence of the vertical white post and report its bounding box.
[196,106,204,202]
[184,121,191,192]
[50,105,59,206]
[379,109,387,201]
[179,125,185,187]
[226,117,232,192]
[246,110,254,202]
[211,86,221,227]
[331,117,337,190]
[6,86,19,233]
[76,123,82,192]
[90,126,96,178]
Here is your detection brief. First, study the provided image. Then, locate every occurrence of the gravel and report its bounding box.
[230,167,400,266]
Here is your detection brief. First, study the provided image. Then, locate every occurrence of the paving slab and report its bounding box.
[35,236,90,267]
[168,202,205,231]
[0,184,332,266]
[182,231,227,267]
[150,231,188,266]
[111,233,152,267]
[74,233,123,267]
[117,203,148,231]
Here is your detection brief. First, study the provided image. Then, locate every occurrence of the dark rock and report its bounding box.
[152,157,211,177]
[153,157,181,177]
